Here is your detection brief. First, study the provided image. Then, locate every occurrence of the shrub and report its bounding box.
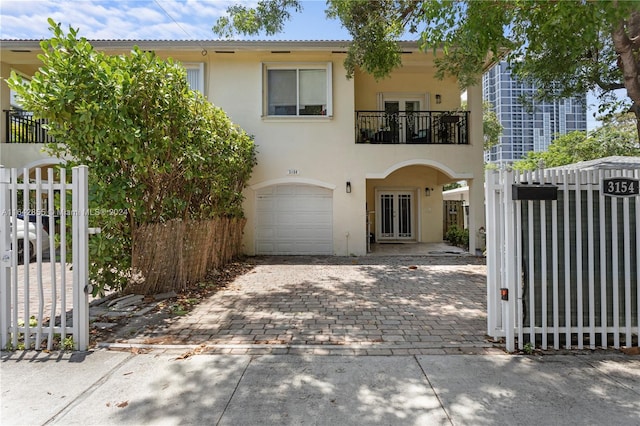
[445,225,469,249]
[8,20,256,295]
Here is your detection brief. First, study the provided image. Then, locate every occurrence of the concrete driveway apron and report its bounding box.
[128,255,499,355]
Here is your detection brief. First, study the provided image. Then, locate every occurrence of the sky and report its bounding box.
[0,0,606,129]
[0,0,351,40]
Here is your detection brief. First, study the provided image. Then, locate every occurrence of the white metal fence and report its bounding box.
[0,165,90,351]
[486,167,639,352]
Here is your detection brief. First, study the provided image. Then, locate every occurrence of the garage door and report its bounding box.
[256,184,333,255]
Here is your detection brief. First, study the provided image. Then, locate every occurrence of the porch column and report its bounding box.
[466,83,486,254]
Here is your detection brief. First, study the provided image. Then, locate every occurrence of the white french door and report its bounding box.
[384,99,422,143]
[376,190,415,241]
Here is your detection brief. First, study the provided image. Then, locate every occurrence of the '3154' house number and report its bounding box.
[602,177,639,197]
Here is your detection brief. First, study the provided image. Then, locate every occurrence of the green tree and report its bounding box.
[463,100,503,151]
[482,101,502,152]
[214,1,640,138]
[8,20,256,294]
[513,114,640,171]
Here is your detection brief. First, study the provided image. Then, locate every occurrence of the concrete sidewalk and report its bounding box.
[2,349,639,425]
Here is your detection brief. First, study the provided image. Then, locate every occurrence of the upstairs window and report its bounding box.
[184,63,204,94]
[264,63,332,117]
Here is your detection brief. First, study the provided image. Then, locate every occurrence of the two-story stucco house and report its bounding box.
[1,39,485,256]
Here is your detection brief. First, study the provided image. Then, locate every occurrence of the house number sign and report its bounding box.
[602,177,639,197]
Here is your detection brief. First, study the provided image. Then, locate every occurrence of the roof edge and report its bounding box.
[1,39,425,52]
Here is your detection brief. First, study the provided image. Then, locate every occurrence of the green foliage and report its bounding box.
[8,20,256,295]
[513,114,640,171]
[214,0,302,38]
[171,303,189,316]
[17,316,38,328]
[325,0,404,80]
[482,102,503,152]
[442,182,461,192]
[445,225,468,249]
[523,342,534,355]
[463,100,503,151]
[214,1,640,137]
[61,336,75,351]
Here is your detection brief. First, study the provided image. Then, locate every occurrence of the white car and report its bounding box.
[12,217,49,263]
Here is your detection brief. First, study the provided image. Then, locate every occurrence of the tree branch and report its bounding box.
[594,78,626,91]
[612,16,640,108]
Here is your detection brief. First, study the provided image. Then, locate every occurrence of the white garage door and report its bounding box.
[256,184,333,255]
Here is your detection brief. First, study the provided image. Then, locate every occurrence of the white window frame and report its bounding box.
[10,69,31,108]
[262,62,333,118]
[376,92,430,110]
[184,63,205,94]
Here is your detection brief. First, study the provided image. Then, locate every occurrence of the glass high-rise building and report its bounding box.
[483,61,587,165]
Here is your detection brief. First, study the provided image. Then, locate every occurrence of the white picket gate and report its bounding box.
[486,166,639,352]
[0,165,90,351]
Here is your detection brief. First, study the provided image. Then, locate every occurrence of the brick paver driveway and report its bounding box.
[135,255,499,355]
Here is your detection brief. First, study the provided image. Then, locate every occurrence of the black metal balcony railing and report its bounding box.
[355,110,469,145]
[4,109,55,143]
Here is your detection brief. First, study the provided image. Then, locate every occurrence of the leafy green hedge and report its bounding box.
[444,225,469,249]
[8,20,256,295]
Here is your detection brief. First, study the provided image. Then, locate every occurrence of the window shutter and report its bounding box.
[325,62,332,116]
[268,70,297,112]
[185,63,204,94]
[299,69,326,107]
[186,69,200,90]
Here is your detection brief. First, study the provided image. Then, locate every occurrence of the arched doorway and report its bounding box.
[366,160,472,245]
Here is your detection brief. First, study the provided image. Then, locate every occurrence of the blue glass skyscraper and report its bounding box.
[483,61,587,166]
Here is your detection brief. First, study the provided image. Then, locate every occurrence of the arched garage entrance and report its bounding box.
[255,184,333,255]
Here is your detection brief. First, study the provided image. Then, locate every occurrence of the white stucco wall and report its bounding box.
[0,143,57,169]
[208,51,360,255]
[1,42,486,256]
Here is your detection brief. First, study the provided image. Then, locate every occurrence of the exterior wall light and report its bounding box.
[425,187,433,196]
[435,94,442,104]
[346,181,352,193]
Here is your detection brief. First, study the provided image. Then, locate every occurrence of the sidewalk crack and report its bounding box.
[216,355,253,426]
[414,355,454,425]
[42,352,135,425]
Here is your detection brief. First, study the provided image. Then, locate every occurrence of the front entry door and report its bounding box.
[377,191,415,241]
[384,100,421,143]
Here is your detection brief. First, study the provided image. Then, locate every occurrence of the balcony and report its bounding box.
[356,110,469,145]
[4,109,54,144]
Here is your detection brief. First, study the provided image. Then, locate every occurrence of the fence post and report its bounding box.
[502,169,517,352]
[0,166,11,349]
[72,165,89,351]
[485,170,499,337]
